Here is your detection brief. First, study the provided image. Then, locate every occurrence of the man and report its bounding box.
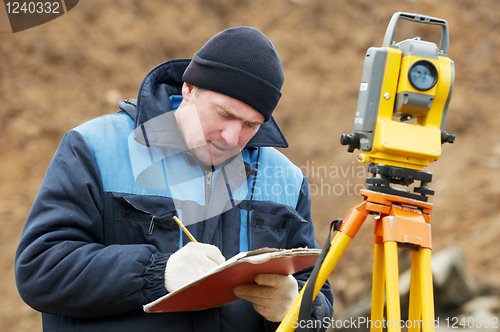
[15,26,333,331]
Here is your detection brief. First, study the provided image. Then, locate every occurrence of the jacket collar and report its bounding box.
[121,58,288,149]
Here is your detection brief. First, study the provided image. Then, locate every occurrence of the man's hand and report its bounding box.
[233,274,299,322]
[165,242,225,292]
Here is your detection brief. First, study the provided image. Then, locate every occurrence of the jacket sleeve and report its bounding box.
[15,130,168,318]
[269,175,334,332]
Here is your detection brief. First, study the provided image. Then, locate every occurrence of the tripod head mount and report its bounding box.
[365,163,433,202]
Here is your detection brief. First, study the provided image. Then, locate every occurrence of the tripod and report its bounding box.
[277,163,437,332]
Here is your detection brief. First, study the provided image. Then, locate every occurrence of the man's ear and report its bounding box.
[181,83,195,102]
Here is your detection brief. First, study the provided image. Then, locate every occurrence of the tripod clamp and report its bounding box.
[365,163,434,202]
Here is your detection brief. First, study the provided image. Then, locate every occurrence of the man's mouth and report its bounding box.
[208,141,230,154]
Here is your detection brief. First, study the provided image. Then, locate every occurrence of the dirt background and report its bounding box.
[1,0,500,330]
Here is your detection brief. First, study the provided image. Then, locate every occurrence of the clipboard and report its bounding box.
[143,247,321,313]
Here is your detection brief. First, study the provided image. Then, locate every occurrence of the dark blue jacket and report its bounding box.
[15,59,333,332]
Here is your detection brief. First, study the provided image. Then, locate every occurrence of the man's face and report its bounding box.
[176,83,264,166]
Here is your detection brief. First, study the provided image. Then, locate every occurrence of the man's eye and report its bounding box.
[218,111,230,118]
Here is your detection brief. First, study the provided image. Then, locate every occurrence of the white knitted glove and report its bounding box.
[233,274,299,322]
[165,242,226,292]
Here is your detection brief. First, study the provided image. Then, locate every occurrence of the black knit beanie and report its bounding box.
[182,26,284,122]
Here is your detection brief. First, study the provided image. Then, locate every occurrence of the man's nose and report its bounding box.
[220,121,242,145]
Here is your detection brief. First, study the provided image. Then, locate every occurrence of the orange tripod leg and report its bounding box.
[371,242,385,332]
[277,232,352,332]
[407,247,435,332]
[408,249,423,332]
[384,240,402,332]
[420,247,435,332]
[276,201,370,332]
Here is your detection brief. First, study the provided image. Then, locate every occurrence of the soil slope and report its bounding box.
[1,0,499,330]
